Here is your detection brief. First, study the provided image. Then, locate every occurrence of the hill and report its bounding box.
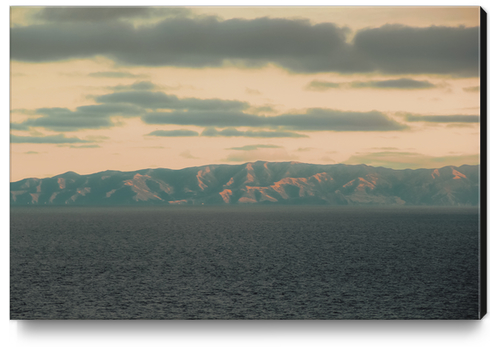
[10,161,480,206]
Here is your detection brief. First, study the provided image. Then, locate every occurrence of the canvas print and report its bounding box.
[10,6,484,319]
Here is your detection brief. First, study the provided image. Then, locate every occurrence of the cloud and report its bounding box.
[226,144,283,151]
[146,129,199,137]
[306,78,437,91]
[463,86,480,93]
[180,150,199,159]
[20,111,113,132]
[35,7,191,23]
[10,122,30,130]
[17,104,145,131]
[445,123,478,129]
[144,109,407,132]
[272,109,408,131]
[110,81,157,91]
[73,104,145,115]
[343,151,479,169]
[403,113,479,123]
[144,111,262,127]
[16,86,407,133]
[248,105,276,114]
[88,71,145,78]
[96,91,249,111]
[10,16,478,76]
[200,127,308,138]
[11,134,90,144]
[349,78,437,89]
[353,24,478,77]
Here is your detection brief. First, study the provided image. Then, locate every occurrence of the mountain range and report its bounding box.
[10,161,480,206]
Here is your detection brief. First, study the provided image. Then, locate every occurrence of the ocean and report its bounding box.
[10,206,480,319]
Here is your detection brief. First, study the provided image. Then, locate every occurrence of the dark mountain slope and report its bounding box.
[10,161,480,206]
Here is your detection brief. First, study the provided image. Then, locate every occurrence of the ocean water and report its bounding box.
[10,206,480,319]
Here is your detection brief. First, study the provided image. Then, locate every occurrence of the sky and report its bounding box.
[9,5,481,181]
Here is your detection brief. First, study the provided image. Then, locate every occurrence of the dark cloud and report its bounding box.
[16,86,407,133]
[463,86,480,93]
[21,114,113,132]
[11,134,89,144]
[10,17,349,70]
[201,127,308,138]
[10,16,478,76]
[18,104,145,131]
[96,91,249,111]
[35,7,191,23]
[88,71,144,78]
[147,129,199,137]
[247,105,276,114]
[14,90,249,133]
[306,78,436,91]
[272,109,408,131]
[73,103,145,115]
[404,114,479,123]
[344,151,479,169]
[144,108,407,132]
[111,81,157,91]
[350,78,437,89]
[10,123,30,130]
[226,144,283,151]
[128,81,156,90]
[353,24,479,77]
[144,111,261,127]
[445,123,477,129]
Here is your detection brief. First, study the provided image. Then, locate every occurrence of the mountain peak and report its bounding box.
[55,171,79,178]
[10,162,479,206]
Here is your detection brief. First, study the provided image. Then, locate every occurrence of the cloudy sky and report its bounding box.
[10,6,481,181]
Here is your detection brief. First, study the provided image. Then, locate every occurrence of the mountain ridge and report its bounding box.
[10,161,480,206]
